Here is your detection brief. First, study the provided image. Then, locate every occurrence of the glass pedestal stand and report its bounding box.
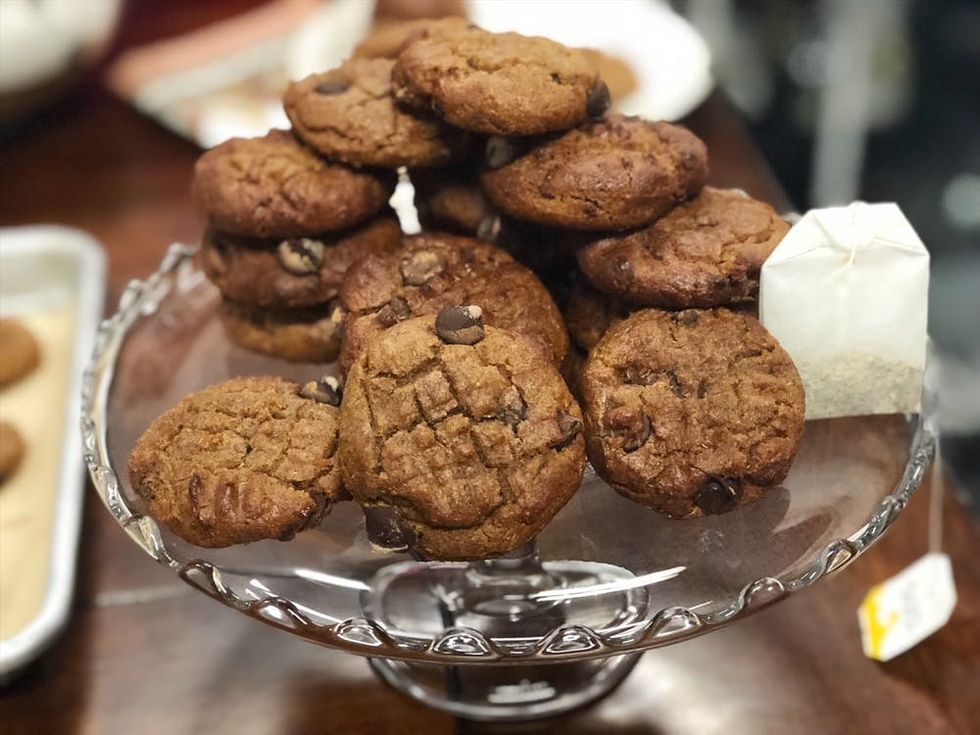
[363,542,647,720]
[81,245,937,724]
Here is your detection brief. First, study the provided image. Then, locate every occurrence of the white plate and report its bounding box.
[0,226,106,680]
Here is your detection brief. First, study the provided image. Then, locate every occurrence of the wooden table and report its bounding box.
[1,7,978,733]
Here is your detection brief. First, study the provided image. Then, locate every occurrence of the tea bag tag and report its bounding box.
[857,453,956,662]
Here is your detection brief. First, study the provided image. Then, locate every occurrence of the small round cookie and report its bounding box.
[221,301,344,363]
[339,306,586,560]
[577,188,790,308]
[0,319,40,386]
[353,16,473,59]
[192,129,396,238]
[373,0,468,22]
[201,213,402,309]
[391,26,607,136]
[564,277,634,352]
[339,233,568,373]
[582,308,805,518]
[129,376,345,547]
[285,58,469,168]
[0,421,26,484]
[480,115,709,230]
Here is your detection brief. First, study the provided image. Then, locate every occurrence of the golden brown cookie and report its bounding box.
[353,16,473,59]
[221,301,344,363]
[410,164,492,236]
[0,319,40,386]
[128,376,346,547]
[0,421,25,484]
[339,307,586,560]
[338,233,568,373]
[392,26,608,136]
[480,115,708,230]
[200,213,402,309]
[285,58,470,168]
[577,188,790,308]
[373,0,467,22]
[192,130,396,238]
[582,308,805,518]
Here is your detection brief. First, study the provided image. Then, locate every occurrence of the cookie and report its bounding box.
[411,165,492,236]
[128,376,345,547]
[192,129,396,238]
[221,300,344,363]
[373,0,467,22]
[0,421,25,484]
[577,188,790,308]
[392,26,607,136]
[339,307,586,560]
[201,213,402,309]
[0,319,40,386]
[581,48,638,103]
[582,308,805,518]
[353,16,472,59]
[339,233,568,373]
[481,115,709,230]
[564,276,634,352]
[285,58,469,168]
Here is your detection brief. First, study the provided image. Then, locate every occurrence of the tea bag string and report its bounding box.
[814,204,865,267]
[929,443,945,554]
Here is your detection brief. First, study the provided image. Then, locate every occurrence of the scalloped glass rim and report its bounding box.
[81,243,936,664]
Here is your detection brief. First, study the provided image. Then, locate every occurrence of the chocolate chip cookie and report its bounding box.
[339,233,568,373]
[221,300,344,363]
[0,319,39,386]
[577,188,790,308]
[353,16,473,59]
[192,129,396,238]
[481,115,709,230]
[128,376,346,547]
[0,421,25,484]
[391,26,607,136]
[201,213,402,309]
[582,308,805,518]
[564,276,634,352]
[285,58,469,168]
[339,307,586,560]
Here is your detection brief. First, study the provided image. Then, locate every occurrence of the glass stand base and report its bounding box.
[369,652,642,722]
[362,550,648,721]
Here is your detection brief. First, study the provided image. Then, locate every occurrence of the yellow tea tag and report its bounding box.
[858,552,956,662]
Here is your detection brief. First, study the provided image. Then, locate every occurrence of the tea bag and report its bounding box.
[759,202,929,419]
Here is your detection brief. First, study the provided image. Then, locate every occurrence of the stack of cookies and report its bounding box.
[139,20,807,559]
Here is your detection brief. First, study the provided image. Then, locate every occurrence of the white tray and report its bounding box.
[0,225,106,679]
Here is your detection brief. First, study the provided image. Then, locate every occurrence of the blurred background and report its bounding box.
[1,0,977,500]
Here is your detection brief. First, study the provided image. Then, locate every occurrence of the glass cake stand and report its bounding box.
[82,245,936,722]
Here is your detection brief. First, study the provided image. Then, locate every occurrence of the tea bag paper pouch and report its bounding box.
[759,202,929,420]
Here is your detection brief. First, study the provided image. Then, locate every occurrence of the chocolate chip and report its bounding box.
[552,410,582,449]
[486,136,517,169]
[300,375,342,406]
[499,386,527,426]
[435,305,484,345]
[697,379,707,399]
[401,250,443,286]
[364,506,408,550]
[694,476,742,515]
[315,78,351,95]
[551,72,563,84]
[586,79,611,118]
[622,414,651,453]
[376,297,411,327]
[278,238,325,275]
[623,366,654,385]
[476,214,502,243]
[674,310,700,326]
